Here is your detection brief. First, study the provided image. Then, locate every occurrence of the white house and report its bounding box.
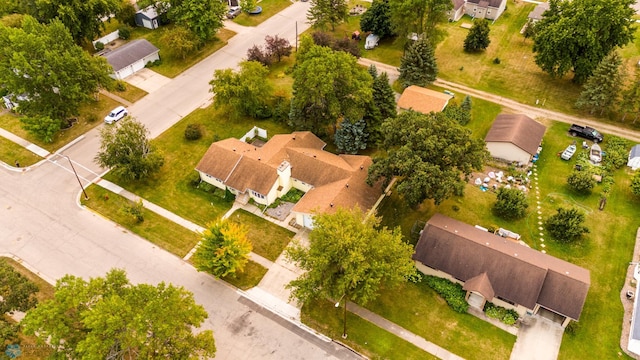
[464,0,507,20]
[485,114,546,165]
[195,131,384,228]
[102,39,160,80]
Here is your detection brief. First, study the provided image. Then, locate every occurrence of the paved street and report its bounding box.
[0,3,366,359]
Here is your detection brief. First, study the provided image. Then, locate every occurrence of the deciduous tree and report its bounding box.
[367,110,488,207]
[0,17,113,142]
[493,187,528,220]
[532,0,635,83]
[464,19,491,52]
[152,0,226,42]
[246,44,273,66]
[160,25,200,59]
[307,0,348,31]
[0,259,39,345]
[620,66,640,123]
[286,208,416,335]
[289,44,373,135]
[22,269,216,359]
[575,51,625,115]
[631,172,640,196]
[388,0,451,43]
[31,0,121,44]
[545,207,590,243]
[398,37,438,88]
[360,0,393,38]
[567,171,595,193]
[210,60,274,118]
[264,35,292,62]
[192,220,253,278]
[95,117,165,181]
[443,103,471,125]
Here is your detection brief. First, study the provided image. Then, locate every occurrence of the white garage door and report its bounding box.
[142,19,152,29]
[132,60,145,73]
[116,65,135,80]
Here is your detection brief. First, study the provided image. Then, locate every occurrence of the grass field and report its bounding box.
[111,82,148,103]
[227,209,294,261]
[233,0,293,27]
[0,135,42,168]
[222,260,268,290]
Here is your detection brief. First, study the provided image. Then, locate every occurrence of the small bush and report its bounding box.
[115,81,127,92]
[493,57,501,64]
[86,114,98,123]
[567,171,595,193]
[120,199,144,223]
[184,123,203,140]
[280,188,305,203]
[484,302,519,325]
[95,41,104,51]
[424,276,469,313]
[118,26,131,40]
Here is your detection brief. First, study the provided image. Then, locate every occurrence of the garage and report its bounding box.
[103,39,160,80]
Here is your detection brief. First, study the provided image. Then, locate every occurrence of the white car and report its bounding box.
[104,106,128,124]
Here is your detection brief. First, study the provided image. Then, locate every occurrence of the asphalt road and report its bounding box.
[0,3,363,359]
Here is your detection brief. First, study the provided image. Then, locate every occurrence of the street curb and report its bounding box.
[55,134,85,154]
[0,253,56,285]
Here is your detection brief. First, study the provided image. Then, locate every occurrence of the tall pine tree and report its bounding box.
[398,38,438,88]
[575,51,625,115]
[334,118,369,154]
[464,19,491,52]
[364,65,397,145]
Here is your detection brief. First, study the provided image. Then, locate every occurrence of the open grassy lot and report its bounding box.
[303,299,439,360]
[0,95,121,152]
[80,185,201,258]
[103,105,292,227]
[111,83,148,103]
[130,26,236,78]
[227,209,294,261]
[233,0,293,27]
[0,135,42,167]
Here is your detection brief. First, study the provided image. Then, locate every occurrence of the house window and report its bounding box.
[487,10,491,14]
[252,190,265,199]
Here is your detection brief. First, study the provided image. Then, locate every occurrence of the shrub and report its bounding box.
[493,57,501,64]
[484,302,519,325]
[115,81,127,92]
[632,172,640,196]
[86,114,98,123]
[424,276,469,313]
[184,123,203,140]
[118,26,131,40]
[545,207,589,243]
[567,171,595,193]
[95,41,104,51]
[493,187,528,220]
[604,136,630,170]
[120,199,144,223]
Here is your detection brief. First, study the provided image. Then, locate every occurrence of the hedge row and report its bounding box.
[424,276,469,313]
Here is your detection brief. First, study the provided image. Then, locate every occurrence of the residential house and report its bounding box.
[449,0,466,21]
[413,214,590,327]
[103,39,160,80]
[484,113,546,165]
[397,85,453,114]
[464,0,507,20]
[135,5,161,29]
[195,131,384,228]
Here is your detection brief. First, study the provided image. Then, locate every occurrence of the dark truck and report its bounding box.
[569,124,604,143]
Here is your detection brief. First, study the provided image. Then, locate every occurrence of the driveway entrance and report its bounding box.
[510,315,564,360]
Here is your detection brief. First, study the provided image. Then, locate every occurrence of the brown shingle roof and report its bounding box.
[484,114,546,156]
[397,86,452,114]
[463,272,495,300]
[197,131,383,213]
[413,214,590,320]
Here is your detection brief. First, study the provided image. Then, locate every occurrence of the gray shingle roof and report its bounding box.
[103,39,159,72]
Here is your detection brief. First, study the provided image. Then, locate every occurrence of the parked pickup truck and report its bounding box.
[569,124,604,143]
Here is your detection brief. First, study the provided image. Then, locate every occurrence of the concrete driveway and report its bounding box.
[124,68,171,93]
[510,315,564,360]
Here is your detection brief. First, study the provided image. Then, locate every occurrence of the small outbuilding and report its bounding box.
[135,5,161,29]
[629,145,640,170]
[485,114,546,165]
[103,39,160,80]
[397,85,453,114]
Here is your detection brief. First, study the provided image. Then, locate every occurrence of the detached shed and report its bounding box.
[135,6,161,29]
[485,114,546,165]
[629,145,640,170]
[397,85,453,114]
[103,39,160,80]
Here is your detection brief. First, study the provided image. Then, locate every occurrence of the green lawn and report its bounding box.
[233,0,293,27]
[222,260,268,290]
[302,299,439,360]
[112,82,148,103]
[80,185,201,258]
[130,26,236,78]
[227,209,294,261]
[0,135,42,167]
[103,105,292,228]
[0,94,122,152]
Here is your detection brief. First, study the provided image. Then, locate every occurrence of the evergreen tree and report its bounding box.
[307,0,348,30]
[335,118,369,154]
[398,37,438,88]
[364,65,397,145]
[461,95,472,112]
[620,67,640,123]
[443,103,470,125]
[576,51,625,115]
[464,19,491,52]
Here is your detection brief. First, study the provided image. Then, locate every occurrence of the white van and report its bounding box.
[104,106,128,124]
[364,34,380,50]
